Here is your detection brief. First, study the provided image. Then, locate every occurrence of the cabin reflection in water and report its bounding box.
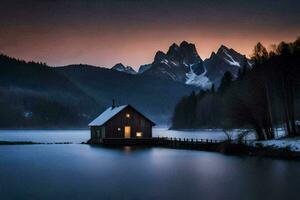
[88,104,155,141]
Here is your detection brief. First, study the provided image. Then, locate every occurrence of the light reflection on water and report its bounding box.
[0,144,299,200]
[0,128,229,143]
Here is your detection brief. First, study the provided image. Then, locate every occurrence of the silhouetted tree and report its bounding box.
[171,36,300,139]
[251,42,269,64]
[210,84,215,93]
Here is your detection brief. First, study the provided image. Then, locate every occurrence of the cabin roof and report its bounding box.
[88,105,127,126]
[88,104,155,126]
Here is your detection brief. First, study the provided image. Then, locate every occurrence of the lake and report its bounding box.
[0,127,230,143]
[0,129,299,200]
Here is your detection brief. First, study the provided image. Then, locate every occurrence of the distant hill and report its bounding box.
[0,41,252,128]
[0,55,197,128]
[0,55,100,128]
[56,64,198,124]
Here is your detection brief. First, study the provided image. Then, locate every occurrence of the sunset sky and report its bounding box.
[0,0,299,69]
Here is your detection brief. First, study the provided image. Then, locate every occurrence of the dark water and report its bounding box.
[0,130,300,200]
[0,144,300,200]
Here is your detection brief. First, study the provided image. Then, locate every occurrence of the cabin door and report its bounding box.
[124,126,131,138]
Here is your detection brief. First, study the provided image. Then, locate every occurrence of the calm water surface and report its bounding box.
[0,129,299,200]
[0,127,228,143]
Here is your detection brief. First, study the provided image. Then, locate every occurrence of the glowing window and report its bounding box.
[117,128,121,131]
[136,132,142,137]
[126,113,130,118]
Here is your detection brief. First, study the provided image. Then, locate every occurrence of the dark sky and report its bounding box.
[0,0,299,69]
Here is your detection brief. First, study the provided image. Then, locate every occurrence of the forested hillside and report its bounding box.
[0,56,196,128]
[0,56,100,128]
[171,37,300,140]
[55,65,197,123]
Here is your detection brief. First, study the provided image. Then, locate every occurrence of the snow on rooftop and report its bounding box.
[88,105,128,126]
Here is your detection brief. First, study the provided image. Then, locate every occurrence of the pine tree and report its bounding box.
[251,42,268,64]
[210,84,215,93]
[219,71,233,94]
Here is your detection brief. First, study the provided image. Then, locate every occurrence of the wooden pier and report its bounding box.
[87,137,226,151]
[86,137,300,160]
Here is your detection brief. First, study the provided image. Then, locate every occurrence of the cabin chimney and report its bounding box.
[112,99,116,109]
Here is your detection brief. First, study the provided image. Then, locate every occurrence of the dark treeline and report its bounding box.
[0,54,99,128]
[172,37,300,140]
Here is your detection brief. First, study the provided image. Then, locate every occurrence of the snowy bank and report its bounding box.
[253,138,300,152]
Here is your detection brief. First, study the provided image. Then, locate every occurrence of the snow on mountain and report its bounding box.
[130,42,251,89]
[140,41,207,87]
[204,45,251,86]
[222,49,241,67]
[111,63,137,74]
[185,63,212,89]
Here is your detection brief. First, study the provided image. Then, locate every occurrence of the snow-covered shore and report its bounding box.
[253,138,300,152]
[155,127,300,152]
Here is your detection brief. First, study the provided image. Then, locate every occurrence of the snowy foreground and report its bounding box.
[254,138,300,152]
[250,129,300,152]
[154,127,300,152]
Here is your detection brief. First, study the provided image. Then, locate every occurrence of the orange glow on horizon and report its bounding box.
[0,24,298,70]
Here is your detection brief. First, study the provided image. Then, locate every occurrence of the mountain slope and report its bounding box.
[204,45,252,86]
[0,54,197,127]
[137,42,251,89]
[141,41,209,88]
[0,55,99,128]
[138,64,152,73]
[55,65,197,124]
[0,41,252,127]
[111,63,136,74]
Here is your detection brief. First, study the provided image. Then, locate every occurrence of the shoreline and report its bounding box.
[1,140,299,161]
[0,141,73,145]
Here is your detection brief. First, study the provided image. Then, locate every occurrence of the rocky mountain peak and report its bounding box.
[154,51,168,63]
[141,41,207,87]
[111,63,136,74]
[138,42,251,89]
[204,45,252,86]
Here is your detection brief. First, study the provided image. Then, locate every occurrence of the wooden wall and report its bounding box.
[91,106,153,139]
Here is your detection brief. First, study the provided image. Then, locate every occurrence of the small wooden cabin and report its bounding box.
[88,104,155,140]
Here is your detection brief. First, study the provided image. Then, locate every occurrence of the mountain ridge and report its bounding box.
[136,41,251,88]
[0,54,197,127]
[111,63,137,74]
